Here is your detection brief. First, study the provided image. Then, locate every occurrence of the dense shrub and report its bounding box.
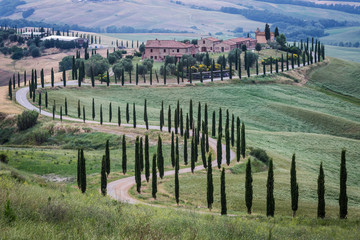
[30,46,41,58]
[0,128,14,144]
[33,129,51,144]
[249,148,270,164]
[11,50,24,60]
[59,56,73,71]
[17,110,39,131]
[0,153,9,164]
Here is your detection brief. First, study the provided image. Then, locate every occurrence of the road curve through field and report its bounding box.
[15,81,235,207]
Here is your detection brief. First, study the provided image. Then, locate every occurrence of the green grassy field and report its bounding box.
[323,45,360,63]
[309,57,360,99]
[42,81,360,139]
[1,173,359,239]
[321,27,360,44]
[135,130,360,218]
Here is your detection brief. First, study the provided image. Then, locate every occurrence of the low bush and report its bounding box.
[249,148,270,164]
[33,129,51,145]
[0,153,9,164]
[17,110,39,131]
[0,128,14,144]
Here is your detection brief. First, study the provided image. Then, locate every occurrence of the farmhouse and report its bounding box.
[198,37,221,52]
[214,37,257,52]
[255,28,275,44]
[21,32,47,39]
[143,39,199,61]
[40,35,88,45]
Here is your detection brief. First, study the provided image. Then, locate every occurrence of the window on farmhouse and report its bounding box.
[203,40,205,44]
[177,49,179,52]
[150,49,153,52]
[164,49,166,53]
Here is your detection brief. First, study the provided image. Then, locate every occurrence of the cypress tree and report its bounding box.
[191,136,195,173]
[220,64,223,81]
[225,128,230,166]
[291,153,299,217]
[281,54,284,72]
[109,102,112,122]
[101,155,107,196]
[204,103,208,133]
[32,89,36,103]
[126,103,129,123]
[175,141,180,205]
[189,99,193,129]
[186,113,189,139]
[8,79,12,100]
[217,133,222,169]
[157,136,164,179]
[207,153,213,210]
[52,101,56,120]
[41,69,44,88]
[339,149,348,219]
[184,135,188,165]
[105,139,110,175]
[122,135,127,174]
[211,60,214,82]
[221,168,227,215]
[144,99,148,130]
[201,126,207,168]
[83,106,85,123]
[107,70,110,86]
[118,106,121,126]
[241,122,246,158]
[164,62,167,85]
[45,92,48,108]
[180,108,184,136]
[64,98,68,115]
[266,159,275,217]
[174,108,178,135]
[197,102,201,134]
[135,137,141,193]
[236,117,241,162]
[91,67,95,87]
[121,69,125,86]
[231,114,234,146]
[63,69,66,87]
[160,101,164,131]
[133,103,136,128]
[150,68,153,85]
[13,74,15,89]
[145,135,150,182]
[17,72,20,88]
[245,159,253,214]
[100,104,103,125]
[34,70,37,89]
[77,149,81,188]
[135,63,139,85]
[212,111,216,137]
[76,100,80,118]
[152,153,157,199]
[171,132,175,168]
[80,149,86,193]
[317,162,325,219]
[140,137,144,172]
[168,105,171,133]
[24,71,26,86]
[218,108,222,136]
[92,98,95,120]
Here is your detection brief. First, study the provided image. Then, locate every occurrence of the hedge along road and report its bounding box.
[15,80,236,210]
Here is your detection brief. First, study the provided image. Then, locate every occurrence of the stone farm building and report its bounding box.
[198,37,257,53]
[255,28,275,44]
[143,39,199,61]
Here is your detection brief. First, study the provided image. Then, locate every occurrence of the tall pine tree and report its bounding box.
[207,153,214,210]
[221,168,227,215]
[245,159,253,214]
[317,162,325,219]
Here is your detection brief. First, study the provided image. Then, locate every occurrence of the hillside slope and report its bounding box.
[2,0,360,35]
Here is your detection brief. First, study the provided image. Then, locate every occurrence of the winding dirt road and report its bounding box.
[15,81,235,206]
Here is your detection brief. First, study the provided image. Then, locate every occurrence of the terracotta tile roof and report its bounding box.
[222,37,256,45]
[145,40,194,49]
[204,37,221,42]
